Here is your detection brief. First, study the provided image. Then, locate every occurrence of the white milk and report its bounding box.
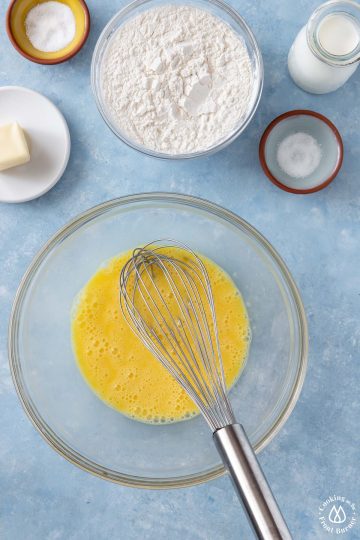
[288,3,360,94]
[318,14,359,55]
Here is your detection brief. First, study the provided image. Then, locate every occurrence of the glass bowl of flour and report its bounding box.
[91,0,263,159]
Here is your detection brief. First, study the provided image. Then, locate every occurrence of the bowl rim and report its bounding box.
[90,0,264,160]
[259,109,344,194]
[6,0,91,65]
[8,192,308,489]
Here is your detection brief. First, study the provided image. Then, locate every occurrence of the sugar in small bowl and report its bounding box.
[6,0,90,64]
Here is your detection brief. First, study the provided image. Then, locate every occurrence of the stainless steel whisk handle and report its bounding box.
[213,424,292,540]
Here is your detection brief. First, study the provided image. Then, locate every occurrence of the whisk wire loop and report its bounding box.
[135,255,216,414]
[119,240,235,431]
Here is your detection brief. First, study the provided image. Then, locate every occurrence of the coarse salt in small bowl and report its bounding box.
[91,0,263,159]
[259,110,344,194]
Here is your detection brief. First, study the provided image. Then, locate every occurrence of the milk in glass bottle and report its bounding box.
[288,0,360,94]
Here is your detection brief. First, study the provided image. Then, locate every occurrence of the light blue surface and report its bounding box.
[0,0,359,539]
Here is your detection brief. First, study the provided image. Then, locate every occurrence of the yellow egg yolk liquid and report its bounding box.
[71,248,250,424]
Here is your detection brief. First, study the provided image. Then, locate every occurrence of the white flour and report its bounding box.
[101,5,253,154]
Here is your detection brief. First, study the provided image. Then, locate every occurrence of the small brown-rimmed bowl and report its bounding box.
[6,0,90,65]
[259,110,343,194]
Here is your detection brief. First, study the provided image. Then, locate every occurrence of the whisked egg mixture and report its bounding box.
[71,247,250,424]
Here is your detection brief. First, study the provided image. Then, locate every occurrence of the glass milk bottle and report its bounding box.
[288,0,360,94]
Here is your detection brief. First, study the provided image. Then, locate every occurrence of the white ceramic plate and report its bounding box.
[0,86,70,203]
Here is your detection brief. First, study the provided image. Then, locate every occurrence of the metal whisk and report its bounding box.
[120,240,292,540]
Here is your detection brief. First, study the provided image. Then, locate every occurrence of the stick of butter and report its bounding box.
[0,122,30,172]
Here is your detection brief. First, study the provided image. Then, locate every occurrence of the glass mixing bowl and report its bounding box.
[91,0,264,159]
[9,193,308,488]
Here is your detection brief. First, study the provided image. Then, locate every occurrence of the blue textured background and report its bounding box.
[1,0,359,538]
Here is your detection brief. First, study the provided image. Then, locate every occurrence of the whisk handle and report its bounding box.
[213,424,292,540]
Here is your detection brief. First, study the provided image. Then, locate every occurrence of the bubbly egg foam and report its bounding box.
[71,248,250,424]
